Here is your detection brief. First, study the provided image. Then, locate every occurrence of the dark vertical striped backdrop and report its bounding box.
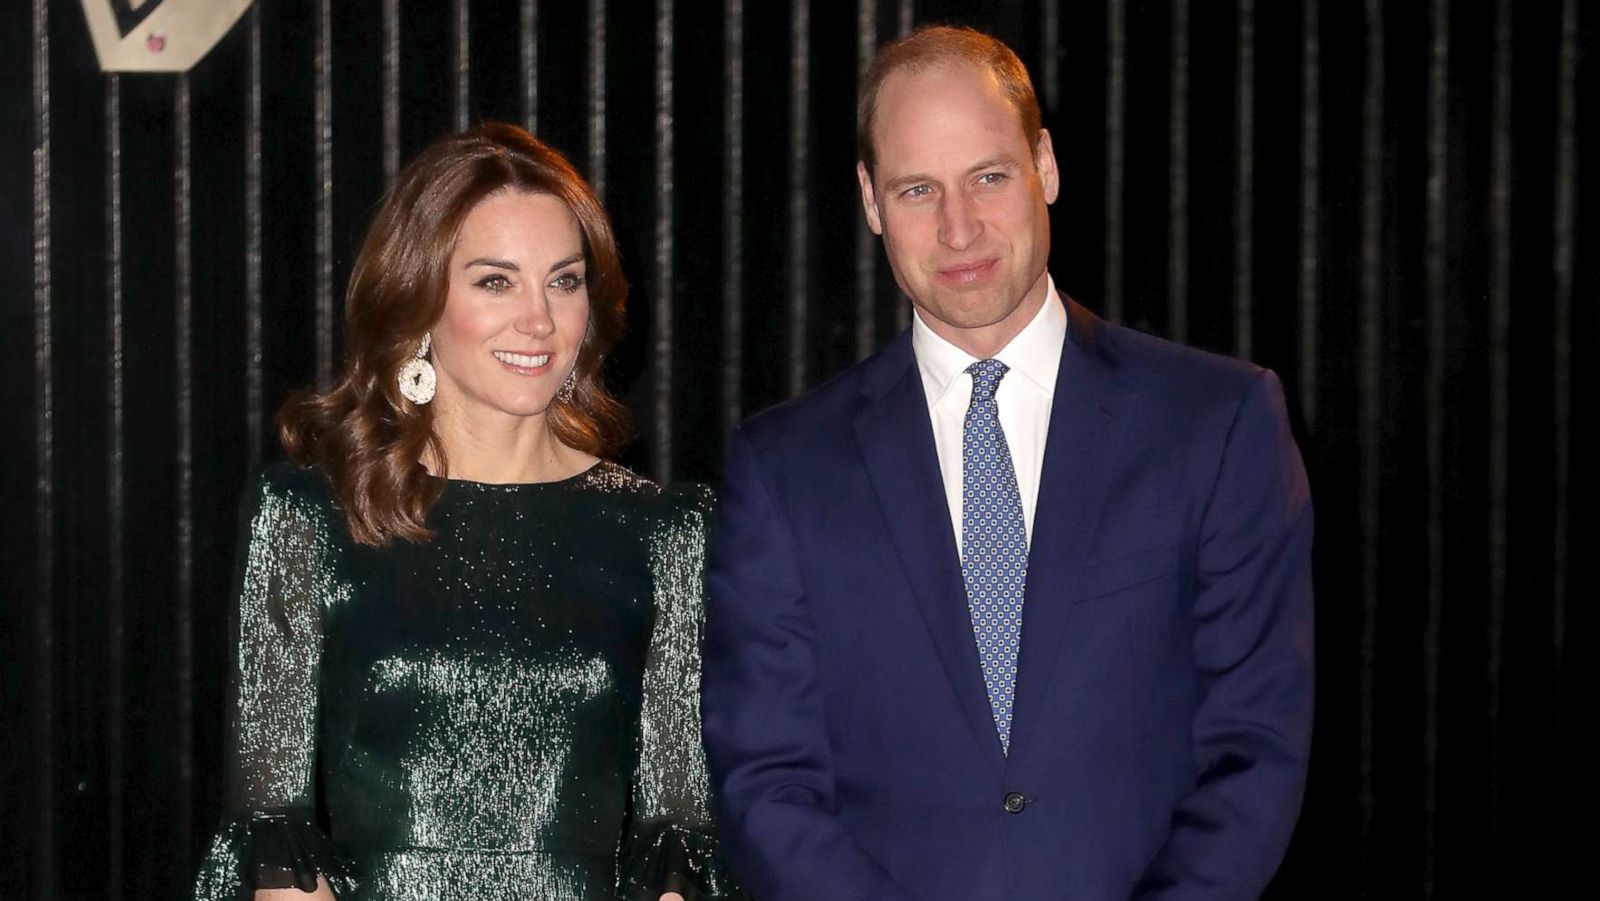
[1,0,1593,897]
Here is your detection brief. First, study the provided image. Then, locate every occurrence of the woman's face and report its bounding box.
[429,189,590,426]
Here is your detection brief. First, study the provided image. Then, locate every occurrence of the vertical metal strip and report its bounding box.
[855,0,877,360]
[105,72,125,901]
[247,8,263,466]
[1358,0,1384,890]
[522,0,539,132]
[383,0,399,181]
[654,0,674,479]
[1487,0,1512,855]
[1422,1,1448,894]
[1105,0,1125,322]
[722,0,743,438]
[589,0,607,199]
[894,1,912,331]
[174,73,196,865]
[455,0,470,130]
[1168,0,1189,342]
[1234,0,1254,359]
[1551,0,1576,715]
[1041,0,1060,114]
[315,0,334,385]
[788,0,810,397]
[1298,0,1320,429]
[31,0,55,892]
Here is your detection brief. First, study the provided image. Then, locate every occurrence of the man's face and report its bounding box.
[858,63,1058,354]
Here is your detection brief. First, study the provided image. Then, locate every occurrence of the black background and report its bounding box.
[2,0,1593,897]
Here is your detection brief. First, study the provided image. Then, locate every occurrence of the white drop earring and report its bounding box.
[398,332,437,405]
[556,368,577,404]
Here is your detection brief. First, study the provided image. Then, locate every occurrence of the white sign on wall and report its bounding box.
[81,0,255,73]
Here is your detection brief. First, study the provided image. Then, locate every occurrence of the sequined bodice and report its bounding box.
[194,462,741,901]
[323,467,659,863]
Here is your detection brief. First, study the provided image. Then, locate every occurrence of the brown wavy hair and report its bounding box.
[278,122,630,546]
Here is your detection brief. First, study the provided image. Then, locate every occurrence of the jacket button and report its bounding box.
[1003,791,1027,814]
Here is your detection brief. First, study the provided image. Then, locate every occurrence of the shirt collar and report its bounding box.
[911,276,1067,406]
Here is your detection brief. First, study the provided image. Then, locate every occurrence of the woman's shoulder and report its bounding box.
[252,460,334,503]
[579,461,715,526]
[575,459,660,498]
[238,461,342,535]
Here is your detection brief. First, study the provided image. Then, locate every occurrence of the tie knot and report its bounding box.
[966,359,1010,402]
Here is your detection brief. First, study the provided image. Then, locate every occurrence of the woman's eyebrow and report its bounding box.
[463,257,520,271]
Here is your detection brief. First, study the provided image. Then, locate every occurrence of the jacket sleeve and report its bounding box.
[618,485,747,901]
[193,469,356,901]
[1132,370,1315,900]
[700,430,914,901]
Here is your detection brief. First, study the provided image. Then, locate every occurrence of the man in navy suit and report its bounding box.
[701,25,1313,901]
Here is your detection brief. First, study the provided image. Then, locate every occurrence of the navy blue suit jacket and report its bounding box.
[702,300,1313,901]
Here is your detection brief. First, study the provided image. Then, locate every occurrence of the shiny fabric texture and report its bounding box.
[193,462,743,901]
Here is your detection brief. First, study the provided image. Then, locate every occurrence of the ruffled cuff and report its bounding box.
[193,812,356,900]
[618,822,747,901]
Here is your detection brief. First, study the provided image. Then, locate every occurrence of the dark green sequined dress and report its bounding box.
[193,462,743,901]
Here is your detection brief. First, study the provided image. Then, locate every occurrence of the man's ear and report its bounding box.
[857,161,885,235]
[1035,129,1060,205]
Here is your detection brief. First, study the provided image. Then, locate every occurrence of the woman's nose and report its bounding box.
[514,295,555,338]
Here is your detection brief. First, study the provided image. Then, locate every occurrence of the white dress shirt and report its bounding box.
[911,277,1067,555]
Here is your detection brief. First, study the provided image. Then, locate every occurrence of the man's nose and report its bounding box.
[938,191,981,250]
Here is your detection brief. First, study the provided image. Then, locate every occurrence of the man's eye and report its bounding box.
[903,184,932,199]
[977,172,1006,186]
[551,273,586,293]
[476,274,513,293]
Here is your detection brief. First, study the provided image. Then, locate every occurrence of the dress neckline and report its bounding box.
[426,460,606,491]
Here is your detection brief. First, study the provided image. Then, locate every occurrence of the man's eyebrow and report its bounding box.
[881,157,1022,194]
[463,257,520,271]
[968,155,1020,174]
[882,173,934,193]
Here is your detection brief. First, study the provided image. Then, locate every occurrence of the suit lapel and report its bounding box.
[1005,300,1133,766]
[854,333,1007,772]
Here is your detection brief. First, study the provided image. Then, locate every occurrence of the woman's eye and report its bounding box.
[475,274,513,294]
[551,272,586,293]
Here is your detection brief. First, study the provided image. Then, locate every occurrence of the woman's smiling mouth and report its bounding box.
[492,350,552,374]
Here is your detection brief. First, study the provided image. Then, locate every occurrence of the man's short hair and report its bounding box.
[856,25,1043,177]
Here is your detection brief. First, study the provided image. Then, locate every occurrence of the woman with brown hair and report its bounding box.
[192,123,741,901]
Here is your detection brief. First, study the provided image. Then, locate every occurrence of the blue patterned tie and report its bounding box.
[960,359,1028,753]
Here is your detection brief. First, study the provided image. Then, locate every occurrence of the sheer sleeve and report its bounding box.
[194,466,356,900]
[618,486,747,901]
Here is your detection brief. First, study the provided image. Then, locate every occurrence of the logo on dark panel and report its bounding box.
[81,0,255,73]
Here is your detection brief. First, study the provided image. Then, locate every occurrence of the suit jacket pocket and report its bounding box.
[1072,539,1182,603]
